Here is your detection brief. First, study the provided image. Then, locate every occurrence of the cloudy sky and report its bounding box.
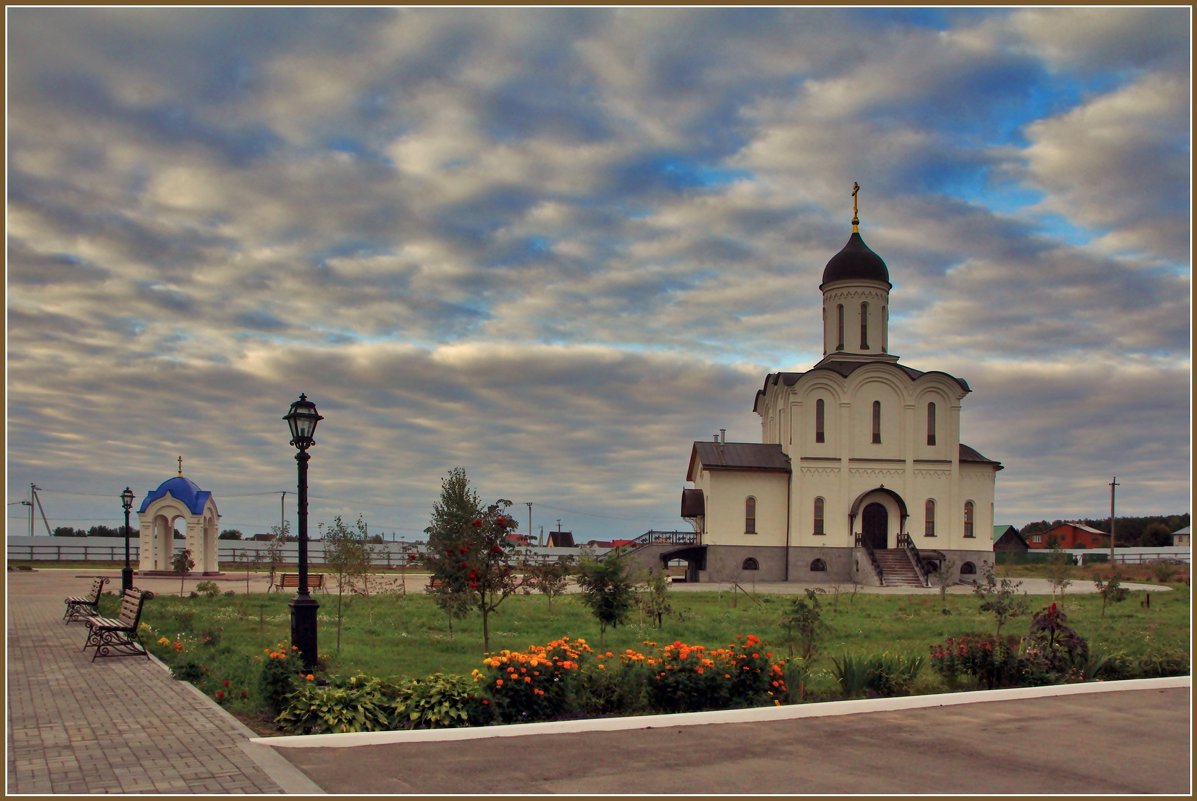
[6,6,1191,543]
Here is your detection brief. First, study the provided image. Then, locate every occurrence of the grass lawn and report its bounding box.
[130,571,1189,733]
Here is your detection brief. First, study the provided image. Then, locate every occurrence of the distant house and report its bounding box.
[1027,522,1109,549]
[1172,526,1190,547]
[546,530,575,548]
[993,525,1027,553]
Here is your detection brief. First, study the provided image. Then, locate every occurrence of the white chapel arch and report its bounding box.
[136,467,221,575]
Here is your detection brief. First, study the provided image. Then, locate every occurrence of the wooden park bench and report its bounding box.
[82,588,150,662]
[63,576,108,624]
[271,572,327,593]
[425,577,446,592]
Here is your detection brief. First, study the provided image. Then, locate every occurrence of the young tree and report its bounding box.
[931,558,956,612]
[639,567,673,628]
[171,548,195,596]
[973,565,1029,637]
[322,515,372,652]
[264,524,289,588]
[423,468,523,652]
[781,588,829,661]
[524,558,570,609]
[219,529,244,540]
[1094,573,1130,617]
[1045,547,1073,605]
[574,548,636,648]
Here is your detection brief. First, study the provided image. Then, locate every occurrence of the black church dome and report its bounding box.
[821,231,890,288]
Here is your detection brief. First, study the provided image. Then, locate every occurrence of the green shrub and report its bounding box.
[1134,649,1190,678]
[259,642,305,716]
[1020,603,1089,685]
[390,673,489,729]
[275,673,392,734]
[831,653,872,698]
[778,657,811,703]
[866,652,925,697]
[171,659,206,683]
[474,637,592,724]
[194,581,221,598]
[573,659,651,717]
[929,634,1023,689]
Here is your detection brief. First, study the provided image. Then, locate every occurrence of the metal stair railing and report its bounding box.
[896,532,930,587]
[854,533,884,584]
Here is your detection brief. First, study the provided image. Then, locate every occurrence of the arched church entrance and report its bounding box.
[136,463,221,575]
[861,503,888,550]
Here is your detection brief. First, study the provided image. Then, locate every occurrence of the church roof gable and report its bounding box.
[689,441,791,478]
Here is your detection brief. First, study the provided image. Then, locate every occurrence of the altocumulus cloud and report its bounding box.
[5,7,1189,538]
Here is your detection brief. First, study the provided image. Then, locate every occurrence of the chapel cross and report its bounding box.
[177,456,183,476]
[852,181,861,230]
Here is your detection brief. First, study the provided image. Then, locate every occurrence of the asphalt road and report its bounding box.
[273,685,1190,794]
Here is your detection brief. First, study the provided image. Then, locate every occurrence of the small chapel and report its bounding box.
[136,459,222,575]
[677,186,1002,586]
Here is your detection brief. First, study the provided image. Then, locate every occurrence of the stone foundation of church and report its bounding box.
[693,545,994,585]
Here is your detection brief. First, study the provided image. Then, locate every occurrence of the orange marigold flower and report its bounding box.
[305,674,315,681]
[495,679,504,687]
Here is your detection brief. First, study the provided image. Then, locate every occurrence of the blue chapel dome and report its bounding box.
[138,475,213,515]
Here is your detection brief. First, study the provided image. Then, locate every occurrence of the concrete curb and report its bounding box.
[256,675,1189,749]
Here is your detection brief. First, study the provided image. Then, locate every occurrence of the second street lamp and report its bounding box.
[284,393,324,674]
[120,487,135,592]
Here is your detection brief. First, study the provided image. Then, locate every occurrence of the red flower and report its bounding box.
[460,546,469,553]
[215,690,225,701]
[471,519,482,528]
[223,678,231,688]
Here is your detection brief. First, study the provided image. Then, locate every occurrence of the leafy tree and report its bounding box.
[171,548,195,596]
[422,468,523,652]
[219,529,244,540]
[574,548,636,648]
[53,526,86,537]
[322,515,373,653]
[88,525,120,538]
[973,565,1029,637]
[1094,574,1130,617]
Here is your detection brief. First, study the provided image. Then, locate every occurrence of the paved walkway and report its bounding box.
[4,568,1187,795]
[5,570,321,794]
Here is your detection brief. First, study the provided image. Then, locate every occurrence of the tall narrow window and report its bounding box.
[815,399,825,443]
[860,301,869,349]
[963,501,975,538]
[926,402,937,446]
[745,496,757,534]
[814,497,825,535]
[925,499,936,537]
[836,304,845,351]
[871,400,881,443]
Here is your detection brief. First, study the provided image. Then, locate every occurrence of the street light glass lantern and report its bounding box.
[121,487,135,511]
[284,393,324,450]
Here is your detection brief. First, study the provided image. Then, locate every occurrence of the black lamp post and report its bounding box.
[120,487,136,592]
[284,393,324,674]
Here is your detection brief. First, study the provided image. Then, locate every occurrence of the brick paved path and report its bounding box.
[5,571,323,794]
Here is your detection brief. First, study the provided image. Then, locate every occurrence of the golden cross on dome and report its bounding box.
[852,181,860,232]
[177,456,183,476]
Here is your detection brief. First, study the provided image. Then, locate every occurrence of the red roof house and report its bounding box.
[1026,522,1110,549]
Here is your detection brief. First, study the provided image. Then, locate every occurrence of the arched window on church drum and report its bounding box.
[860,301,869,349]
[814,497,825,535]
[963,500,975,538]
[925,499,936,537]
[927,402,937,446]
[872,400,882,443]
[745,496,757,534]
[836,304,845,351]
[815,399,825,443]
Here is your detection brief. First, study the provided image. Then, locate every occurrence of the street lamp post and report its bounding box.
[284,393,324,674]
[120,487,135,593]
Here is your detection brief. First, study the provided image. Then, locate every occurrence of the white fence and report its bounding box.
[5,536,593,567]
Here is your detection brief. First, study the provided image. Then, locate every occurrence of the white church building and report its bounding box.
[676,193,1002,586]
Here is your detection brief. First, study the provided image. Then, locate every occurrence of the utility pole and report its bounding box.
[28,484,51,536]
[1109,476,1119,564]
[526,502,534,546]
[281,491,286,533]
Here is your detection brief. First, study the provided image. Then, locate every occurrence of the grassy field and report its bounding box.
[136,577,1189,691]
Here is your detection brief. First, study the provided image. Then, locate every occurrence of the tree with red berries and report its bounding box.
[423,468,524,652]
